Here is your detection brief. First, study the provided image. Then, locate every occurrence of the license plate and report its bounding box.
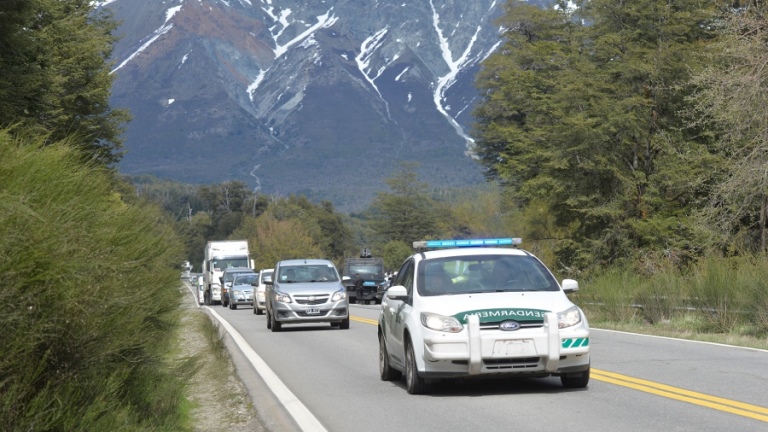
[305,307,320,314]
[492,339,535,356]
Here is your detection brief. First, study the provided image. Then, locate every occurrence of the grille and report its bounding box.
[294,295,330,305]
[480,321,543,330]
[483,357,541,369]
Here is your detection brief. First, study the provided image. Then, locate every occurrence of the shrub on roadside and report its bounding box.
[0,132,190,431]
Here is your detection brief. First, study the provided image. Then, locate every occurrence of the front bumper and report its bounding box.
[420,313,590,378]
[230,290,254,305]
[272,300,348,323]
[256,290,266,310]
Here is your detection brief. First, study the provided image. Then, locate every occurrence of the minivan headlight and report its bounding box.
[421,313,463,333]
[331,288,347,302]
[558,306,582,328]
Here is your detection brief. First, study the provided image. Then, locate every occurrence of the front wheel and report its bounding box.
[405,340,430,394]
[339,318,350,329]
[231,303,237,310]
[269,310,281,332]
[561,367,590,389]
[379,336,401,381]
[266,310,272,329]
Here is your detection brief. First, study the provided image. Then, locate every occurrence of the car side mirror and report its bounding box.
[562,279,579,293]
[385,285,408,301]
[342,276,351,282]
[264,275,273,285]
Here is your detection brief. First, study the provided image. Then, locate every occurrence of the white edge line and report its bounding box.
[593,328,768,353]
[206,306,329,432]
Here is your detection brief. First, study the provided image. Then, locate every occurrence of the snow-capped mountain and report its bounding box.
[99,0,517,210]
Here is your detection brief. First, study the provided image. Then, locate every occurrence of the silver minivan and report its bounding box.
[264,259,349,331]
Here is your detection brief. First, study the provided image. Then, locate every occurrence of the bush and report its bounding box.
[0,132,190,431]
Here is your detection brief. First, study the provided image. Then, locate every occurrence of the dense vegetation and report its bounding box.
[0,133,191,430]
[3,0,768,429]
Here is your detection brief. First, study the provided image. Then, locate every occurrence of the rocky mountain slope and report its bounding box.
[97,0,545,210]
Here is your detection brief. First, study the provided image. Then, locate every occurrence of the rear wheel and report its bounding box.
[379,335,401,381]
[561,367,590,389]
[405,340,430,394]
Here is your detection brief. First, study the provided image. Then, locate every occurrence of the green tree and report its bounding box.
[473,0,719,270]
[232,213,324,269]
[370,162,440,243]
[199,181,253,239]
[687,2,768,254]
[0,0,130,165]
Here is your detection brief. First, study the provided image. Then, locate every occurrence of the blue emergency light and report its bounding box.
[412,238,522,249]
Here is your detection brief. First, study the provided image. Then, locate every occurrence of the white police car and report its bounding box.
[378,238,590,394]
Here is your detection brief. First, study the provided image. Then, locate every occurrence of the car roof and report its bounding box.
[413,247,531,260]
[278,259,334,266]
[223,267,253,273]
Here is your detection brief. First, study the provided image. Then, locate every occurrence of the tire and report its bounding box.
[379,335,401,381]
[339,318,350,329]
[405,340,430,394]
[270,310,281,332]
[561,367,590,389]
[231,303,237,310]
[256,307,263,315]
[266,310,272,329]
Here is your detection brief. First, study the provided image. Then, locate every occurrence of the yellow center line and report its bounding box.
[352,315,767,422]
[592,369,768,422]
[351,315,378,325]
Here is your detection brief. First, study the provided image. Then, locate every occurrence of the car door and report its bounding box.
[385,259,415,366]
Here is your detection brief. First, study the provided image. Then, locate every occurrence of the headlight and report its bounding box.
[421,313,463,333]
[331,289,347,302]
[233,290,241,296]
[558,306,582,328]
[274,289,291,303]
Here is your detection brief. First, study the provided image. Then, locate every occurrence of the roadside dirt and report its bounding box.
[177,287,266,432]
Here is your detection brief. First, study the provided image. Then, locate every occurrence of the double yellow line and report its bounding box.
[353,314,767,422]
[592,369,768,422]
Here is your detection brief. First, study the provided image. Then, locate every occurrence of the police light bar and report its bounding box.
[412,238,522,249]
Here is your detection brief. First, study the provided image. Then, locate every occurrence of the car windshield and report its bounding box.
[233,274,258,285]
[278,265,338,283]
[416,254,559,296]
[224,270,250,282]
[348,264,382,276]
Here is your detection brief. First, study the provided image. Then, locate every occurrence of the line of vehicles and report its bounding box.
[187,237,591,395]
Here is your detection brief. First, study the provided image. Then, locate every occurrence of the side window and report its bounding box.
[396,259,415,302]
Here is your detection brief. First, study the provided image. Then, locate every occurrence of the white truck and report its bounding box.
[202,240,253,305]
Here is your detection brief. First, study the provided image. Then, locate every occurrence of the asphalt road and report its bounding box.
[184,283,768,432]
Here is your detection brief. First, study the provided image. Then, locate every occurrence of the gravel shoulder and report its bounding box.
[176,286,265,432]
